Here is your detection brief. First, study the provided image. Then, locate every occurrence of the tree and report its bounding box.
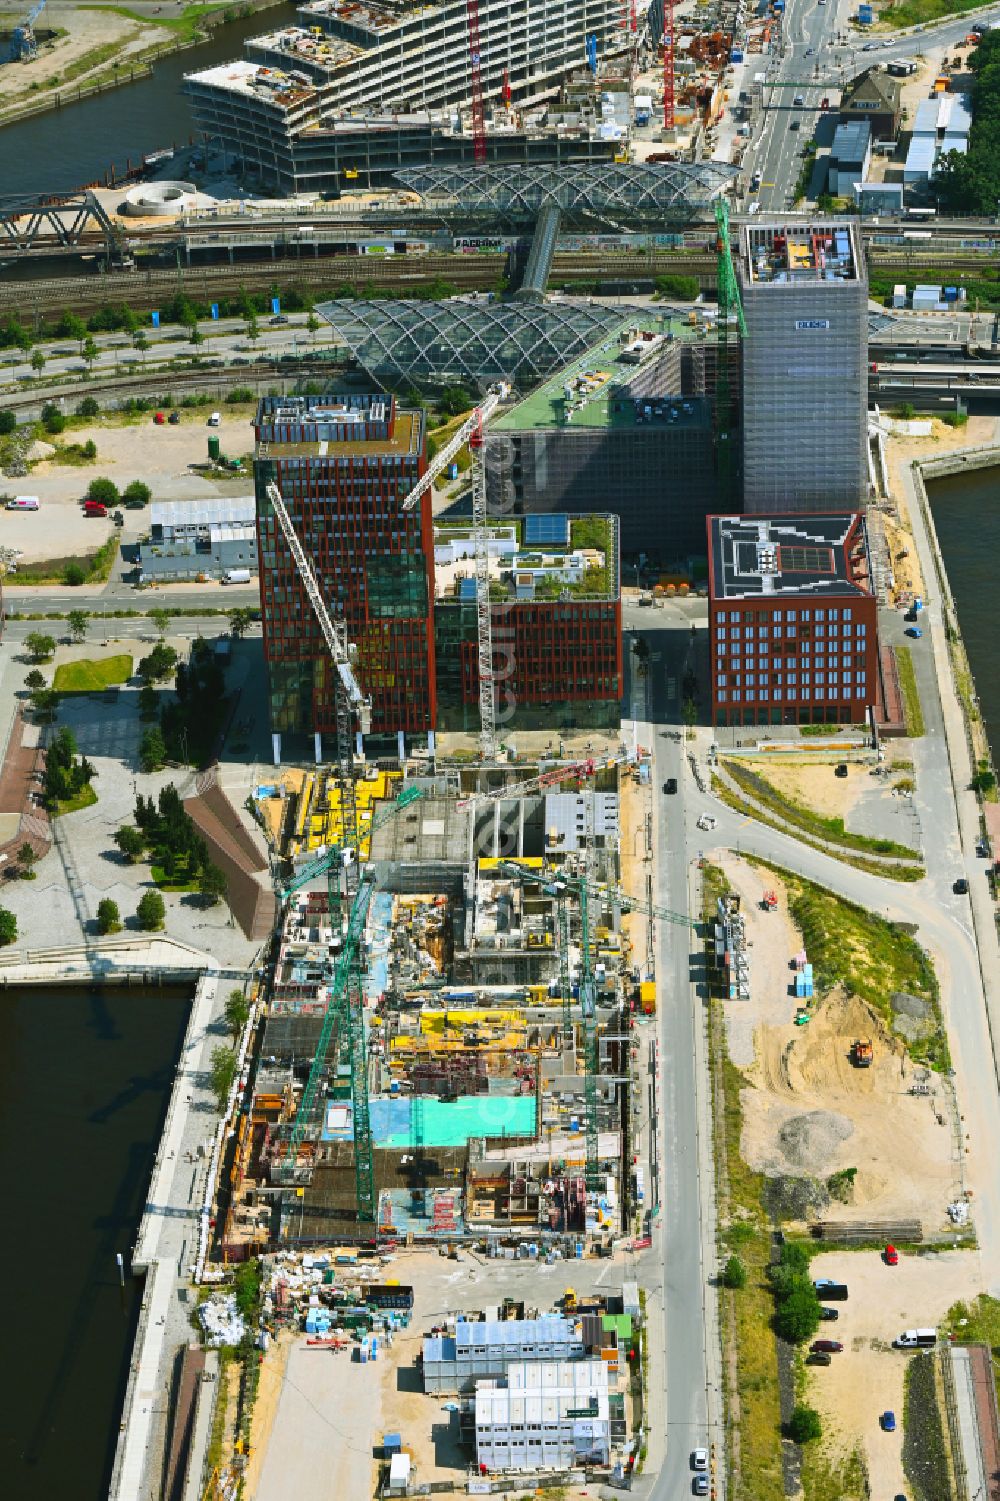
[43,724,94,807]
[0,907,17,946]
[67,609,88,643]
[80,439,97,460]
[41,406,65,435]
[114,825,146,863]
[81,336,99,373]
[788,1405,822,1445]
[189,325,204,346]
[24,668,45,692]
[306,312,320,345]
[150,607,171,638]
[228,607,252,639]
[138,682,158,720]
[25,632,56,662]
[138,642,178,683]
[136,889,166,931]
[774,1285,821,1345]
[224,987,250,1039]
[722,1256,747,1290]
[16,841,37,877]
[30,349,46,379]
[133,330,149,362]
[59,311,87,348]
[0,410,16,436]
[30,687,59,723]
[246,315,260,347]
[682,698,698,729]
[63,563,86,587]
[87,476,119,505]
[138,725,168,773]
[123,480,151,508]
[96,898,121,935]
[199,862,228,905]
[209,1044,237,1111]
[76,396,100,418]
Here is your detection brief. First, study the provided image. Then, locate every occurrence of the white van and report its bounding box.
[222,568,252,585]
[6,496,40,511]
[207,411,221,427]
[894,1329,937,1349]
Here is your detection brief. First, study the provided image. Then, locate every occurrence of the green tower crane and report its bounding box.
[714,198,747,507]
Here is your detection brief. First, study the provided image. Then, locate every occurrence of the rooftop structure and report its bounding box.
[736,218,868,512]
[707,514,874,601]
[904,92,971,184]
[829,120,872,198]
[423,1316,585,1393]
[395,160,736,225]
[317,297,625,391]
[707,512,879,729]
[137,495,259,582]
[433,515,615,604]
[839,66,902,141]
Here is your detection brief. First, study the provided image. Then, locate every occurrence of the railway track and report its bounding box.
[0,245,993,320]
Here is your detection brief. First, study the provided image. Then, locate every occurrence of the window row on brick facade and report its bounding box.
[716,684,868,703]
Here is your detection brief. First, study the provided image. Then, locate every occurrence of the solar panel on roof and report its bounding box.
[459,577,478,601]
[523,513,570,546]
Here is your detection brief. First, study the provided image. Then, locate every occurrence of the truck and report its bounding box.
[813,1279,849,1301]
[222,568,252,585]
[894,1329,937,1348]
[634,93,652,125]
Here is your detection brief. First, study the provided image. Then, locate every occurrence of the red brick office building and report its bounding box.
[707,513,879,729]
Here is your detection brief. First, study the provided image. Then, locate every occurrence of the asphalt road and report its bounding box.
[747,2,1000,212]
[2,584,259,611]
[0,613,254,644]
[623,602,718,1500]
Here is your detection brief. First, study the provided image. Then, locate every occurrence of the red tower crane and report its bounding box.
[663,0,675,131]
[467,0,487,164]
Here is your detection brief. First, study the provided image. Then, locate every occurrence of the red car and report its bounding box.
[885,1244,899,1266]
[153,411,165,424]
[810,1340,843,1353]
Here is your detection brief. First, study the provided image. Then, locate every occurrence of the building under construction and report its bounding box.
[221,757,671,1254]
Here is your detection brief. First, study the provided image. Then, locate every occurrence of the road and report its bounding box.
[747,2,1000,212]
[0,313,337,389]
[1,584,259,611]
[0,613,255,644]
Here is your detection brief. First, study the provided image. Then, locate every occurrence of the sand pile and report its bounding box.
[777,1110,854,1172]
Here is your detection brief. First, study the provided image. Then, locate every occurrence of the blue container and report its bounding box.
[943,287,959,302]
[858,3,873,22]
[383,1434,402,1455]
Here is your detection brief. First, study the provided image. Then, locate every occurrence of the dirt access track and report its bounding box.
[719,855,961,1234]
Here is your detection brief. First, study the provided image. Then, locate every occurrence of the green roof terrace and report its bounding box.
[433,514,618,603]
[491,311,707,434]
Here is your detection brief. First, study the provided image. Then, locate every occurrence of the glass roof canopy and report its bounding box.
[318,297,627,392]
[393,161,736,226]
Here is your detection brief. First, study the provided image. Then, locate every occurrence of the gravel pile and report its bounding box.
[763,1174,829,1223]
[777,1110,854,1171]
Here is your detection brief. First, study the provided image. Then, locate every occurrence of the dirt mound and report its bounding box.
[763,1174,830,1223]
[777,1110,855,1172]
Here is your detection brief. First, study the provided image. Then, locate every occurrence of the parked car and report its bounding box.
[807,1350,832,1366]
[905,626,923,638]
[691,1449,709,1471]
[884,1244,899,1266]
[819,1307,839,1321]
[835,763,848,778]
[790,119,800,130]
[664,778,678,794]
[954,877,969,894]
[153,411,165,424]
[881,1410,897,1432]
[693,1479,709,1497]
[168,410,181,424]
[813,1279,848,1300]
[810,1340,843,1353]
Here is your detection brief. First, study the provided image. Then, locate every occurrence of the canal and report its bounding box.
[928,466,1000,763]
[2,4,296,200]
[0,984,192,1501]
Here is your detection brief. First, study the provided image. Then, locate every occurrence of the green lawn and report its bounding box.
[895,646,926,739]
[52,784,98,818]
[151,860,200,892]
[53,655,133,692]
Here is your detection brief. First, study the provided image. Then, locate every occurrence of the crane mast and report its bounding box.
[466,0,487,163]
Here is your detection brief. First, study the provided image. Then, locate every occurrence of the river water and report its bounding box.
[3,4,296,200]
[0,984,191,1501]
[928,467,1000,761]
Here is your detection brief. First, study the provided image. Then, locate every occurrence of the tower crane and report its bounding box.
[277,785,423,1221]
[457,752,628,809]
[400,384,510,764]
[265,478,371,906]
[10,0,45,61]
[713,198,747,507]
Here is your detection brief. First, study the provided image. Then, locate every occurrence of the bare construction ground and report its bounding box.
[0,3,169,116]
[3,406,256,563]
[718,855,959,1232]
[804,1249,980,1501]
[248,1246,635,1500]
